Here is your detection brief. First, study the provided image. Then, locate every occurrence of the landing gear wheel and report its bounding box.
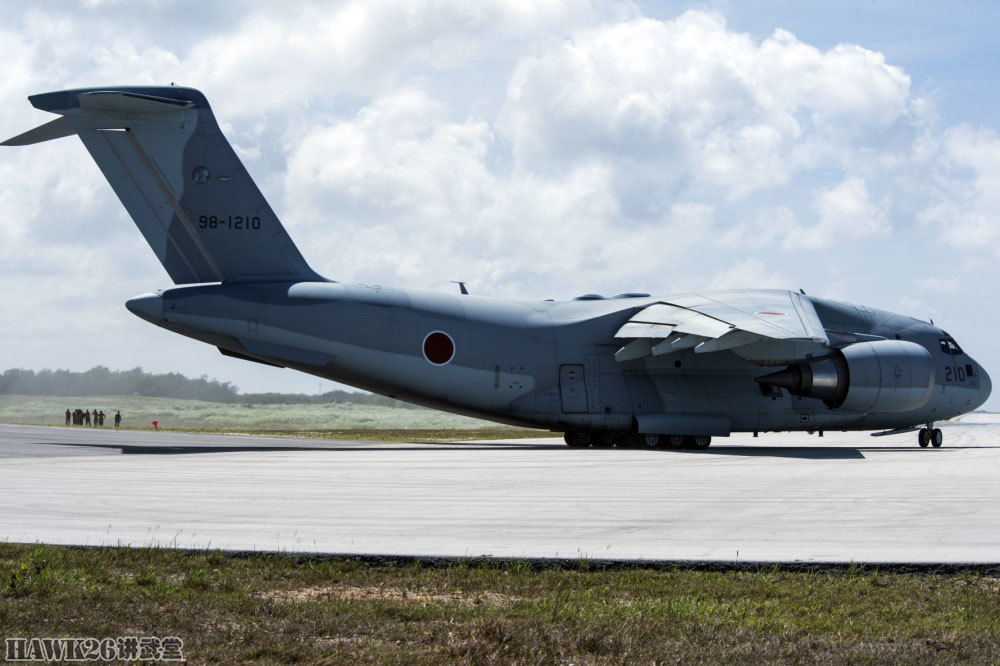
[918,428,929,447]
[625,433,644,448]
[564,431,591,448]
[931,428,943,448]
[593,432,615,448]
[691,435,712,449]
[643,434,660,449]
[613,433,633,448]
[668,434,686,448]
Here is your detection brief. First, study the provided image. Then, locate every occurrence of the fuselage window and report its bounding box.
[939,338,963,355]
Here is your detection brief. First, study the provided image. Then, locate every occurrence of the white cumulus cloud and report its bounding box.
[785,177,890,250]
[499,11,922,205]
[919,124,1000,256]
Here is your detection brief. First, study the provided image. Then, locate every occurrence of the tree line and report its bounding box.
[0,366,417,408]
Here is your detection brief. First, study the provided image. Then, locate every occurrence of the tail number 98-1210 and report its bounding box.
[198,215,261,230]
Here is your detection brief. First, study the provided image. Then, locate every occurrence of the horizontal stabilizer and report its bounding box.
[1,117,75,146]
[78,91,195,113]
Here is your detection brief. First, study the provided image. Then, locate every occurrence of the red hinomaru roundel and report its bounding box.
[422,331,455,365]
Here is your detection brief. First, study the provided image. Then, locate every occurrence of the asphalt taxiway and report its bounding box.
[1,419,998,562]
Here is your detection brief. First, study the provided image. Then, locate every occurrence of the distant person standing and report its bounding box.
[99,411,105,427]
[114,410,121,428]
[92,409,98,427]
[84,410,91,426]
[65,409,71,426]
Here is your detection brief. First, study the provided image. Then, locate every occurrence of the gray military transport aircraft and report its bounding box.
[4,86,992,449]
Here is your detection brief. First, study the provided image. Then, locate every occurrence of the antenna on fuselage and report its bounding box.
[451,281,469,295]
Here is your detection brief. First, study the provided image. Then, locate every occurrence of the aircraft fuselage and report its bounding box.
[126,282,991,437]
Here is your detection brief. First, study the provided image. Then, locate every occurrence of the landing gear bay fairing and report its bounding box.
[4,87,991,448]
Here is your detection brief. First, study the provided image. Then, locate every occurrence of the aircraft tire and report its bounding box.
[643,433,660,448]
[624,433,645,448]
[931,428,943,447]
[918,428,930,447]
[593,432,615,448]
[613,432,634,448]
[668,434,686,448]
[691,435,712,449]
[564,431,590,448]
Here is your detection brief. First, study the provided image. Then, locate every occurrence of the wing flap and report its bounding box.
[614,338,654,362]
[730,338,832,365]
[613,289,831,363]
[665,333,707,351]
[615,322,676,338]
[694,329,764,354]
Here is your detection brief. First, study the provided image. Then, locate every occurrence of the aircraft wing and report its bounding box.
[613,289,830,364]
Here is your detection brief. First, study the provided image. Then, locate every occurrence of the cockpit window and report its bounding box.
[939,338,963,355]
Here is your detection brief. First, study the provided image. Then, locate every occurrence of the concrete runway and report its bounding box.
[2,419,999,563]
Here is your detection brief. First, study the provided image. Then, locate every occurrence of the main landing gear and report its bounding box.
[563,431,592,448]
[917,423,943,448]
[563,431,711,449]
[639,433,712,449]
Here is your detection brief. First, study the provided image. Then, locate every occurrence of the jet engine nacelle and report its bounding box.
[757,340,935,414]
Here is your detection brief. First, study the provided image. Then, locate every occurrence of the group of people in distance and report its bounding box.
[66,408,121,428]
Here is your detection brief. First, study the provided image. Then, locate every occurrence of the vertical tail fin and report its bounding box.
[4,86,325,284]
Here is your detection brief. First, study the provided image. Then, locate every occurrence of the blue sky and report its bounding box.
[697,0,1000,126]
[1,1,997,409]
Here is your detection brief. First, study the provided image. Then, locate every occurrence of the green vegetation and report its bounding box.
[0,395,529,433]
[0,366,240,402]
[171,428,543,442]
[0,366,421,408]
[2,544,998,664]
[0,367,546,438]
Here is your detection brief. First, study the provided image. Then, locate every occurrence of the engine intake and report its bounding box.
[756,340,935,413]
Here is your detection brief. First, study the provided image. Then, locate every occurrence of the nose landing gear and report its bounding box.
[918,424,943,448]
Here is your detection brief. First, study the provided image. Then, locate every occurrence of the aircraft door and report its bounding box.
[559,364,588,413]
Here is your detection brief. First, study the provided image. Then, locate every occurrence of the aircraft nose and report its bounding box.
[978,363,992,408]
[125,292,163,324]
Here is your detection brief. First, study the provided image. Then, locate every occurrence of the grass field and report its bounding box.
[0,394,532,434]
[2,544,998,665]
